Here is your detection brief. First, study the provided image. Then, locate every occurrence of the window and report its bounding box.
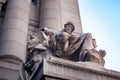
[1,1,8,12]
[32,0,37,5]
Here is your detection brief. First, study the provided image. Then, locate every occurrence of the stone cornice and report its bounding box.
[44,57,120,79]
[29,19,39,28]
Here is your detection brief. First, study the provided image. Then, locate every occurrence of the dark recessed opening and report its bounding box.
[1,1,8,12]
[32,0,37,6]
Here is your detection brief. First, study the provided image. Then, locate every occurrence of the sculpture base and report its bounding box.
[0,56,120,80]
[36,57,120,80]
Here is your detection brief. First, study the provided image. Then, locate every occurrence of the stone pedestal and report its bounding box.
[35,57,120,80]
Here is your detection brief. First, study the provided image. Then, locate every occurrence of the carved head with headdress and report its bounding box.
[64,21,75,34]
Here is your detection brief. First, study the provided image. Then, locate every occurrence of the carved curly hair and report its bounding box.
[64,21,75,32]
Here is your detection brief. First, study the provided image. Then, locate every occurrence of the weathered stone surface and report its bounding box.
[0,55,22,80]
[39,0,82,34]
[39,0,62,32]
[60,0,83,34]
[0,0,31,60]
[0,0,119,80]
[22,21,107,80]
[0,0,31,80]
[42,57,120,80]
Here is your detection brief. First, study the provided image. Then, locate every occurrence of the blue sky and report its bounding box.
[78,0,120,71]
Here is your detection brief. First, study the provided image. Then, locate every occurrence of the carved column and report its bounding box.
[60,0,83,34]
[39,0,62,32]
[39,0,82,34]
[0,0,31,61]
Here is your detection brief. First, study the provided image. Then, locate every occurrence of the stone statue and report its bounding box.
[18,21,106,80]
[18,29,53,80]
[26,21,106,63]
[48,22,97,61]
[59,22,106,64]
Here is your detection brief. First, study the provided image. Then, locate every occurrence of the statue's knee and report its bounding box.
[86,33,92,37]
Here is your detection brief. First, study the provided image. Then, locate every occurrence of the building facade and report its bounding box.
[1,0,120,80]
[0,0,82,79]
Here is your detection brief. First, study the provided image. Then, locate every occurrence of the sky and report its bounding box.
[78,0,120,71]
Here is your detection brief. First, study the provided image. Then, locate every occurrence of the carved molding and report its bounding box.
[44,57,120,79]
[29,19,39,28]
[0,54,23,64]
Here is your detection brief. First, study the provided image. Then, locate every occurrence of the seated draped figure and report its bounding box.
[18,21,106,80]
[27,21,106,66]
